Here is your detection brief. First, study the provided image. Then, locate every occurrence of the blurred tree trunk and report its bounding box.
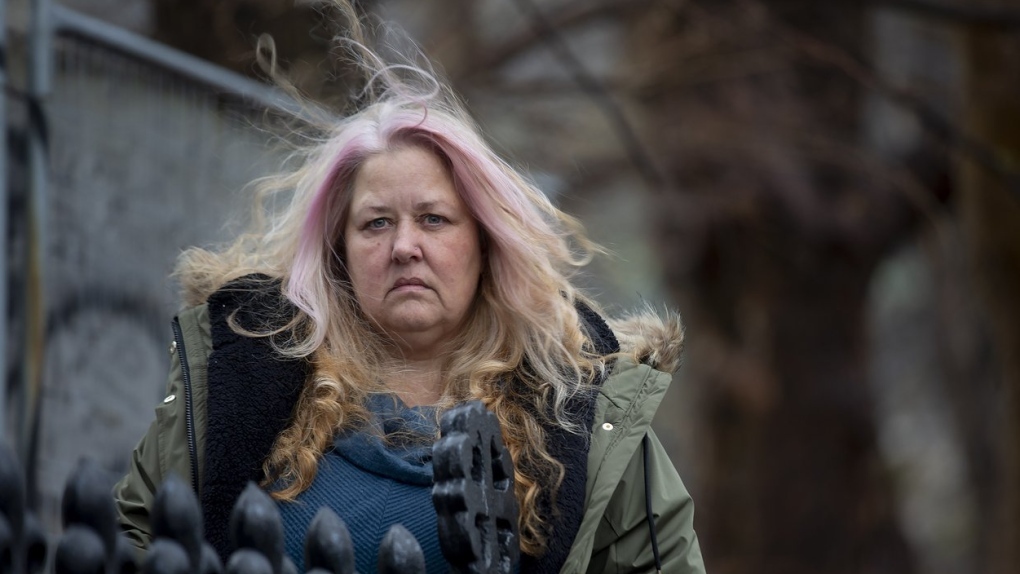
[958,3,1020,572]
[628,1,919,571]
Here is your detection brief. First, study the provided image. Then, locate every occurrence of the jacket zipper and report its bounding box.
[172,317,200,496]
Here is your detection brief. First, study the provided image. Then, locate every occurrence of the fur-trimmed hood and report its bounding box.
[607,309,685,375]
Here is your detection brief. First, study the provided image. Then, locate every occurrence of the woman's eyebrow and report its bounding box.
[414,200,459,212]
[356,204,393,215]
[352,200,452,216]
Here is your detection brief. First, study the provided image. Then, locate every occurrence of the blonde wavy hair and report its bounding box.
[174,1,608,557]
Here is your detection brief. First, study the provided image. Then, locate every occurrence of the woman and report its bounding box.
[114,8,705,574]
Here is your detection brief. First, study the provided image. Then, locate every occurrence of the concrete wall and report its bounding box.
[14,36,288,523]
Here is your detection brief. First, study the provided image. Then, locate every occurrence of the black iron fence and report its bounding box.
[1,2,318,526]
[0,401,519,574]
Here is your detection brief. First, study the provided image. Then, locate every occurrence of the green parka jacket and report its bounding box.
[113,299,705,574]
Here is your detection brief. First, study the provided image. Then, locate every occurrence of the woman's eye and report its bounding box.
[423,214,445,226]
[368,218,389,229]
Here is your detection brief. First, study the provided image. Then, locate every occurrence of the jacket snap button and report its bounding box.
[169,340,177,355]
[163,394,176,404]
[602,422,614,431]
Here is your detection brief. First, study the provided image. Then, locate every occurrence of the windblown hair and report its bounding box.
[174,2,606,557]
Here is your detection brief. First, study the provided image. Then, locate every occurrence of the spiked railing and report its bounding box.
[0,401,519,574]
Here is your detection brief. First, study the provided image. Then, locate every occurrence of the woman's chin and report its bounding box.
[379,315,449,345]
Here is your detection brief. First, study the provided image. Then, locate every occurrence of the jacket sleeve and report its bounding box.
[587,429,706,574]
[112,322,198,555]
[112,410,163,553]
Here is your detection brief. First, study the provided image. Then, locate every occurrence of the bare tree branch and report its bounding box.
[506,0,669,191]
[458,0,655,82]
[766,14,1020,203]
[682,0,1020,204]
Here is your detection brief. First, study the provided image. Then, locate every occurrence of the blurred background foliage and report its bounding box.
[7,0,1020,573]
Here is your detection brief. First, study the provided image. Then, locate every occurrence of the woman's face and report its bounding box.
[344,145,483,359]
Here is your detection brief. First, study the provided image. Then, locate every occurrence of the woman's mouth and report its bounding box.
[392,278,428,292]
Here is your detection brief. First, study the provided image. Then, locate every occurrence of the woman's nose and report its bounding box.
[391,224,423,262]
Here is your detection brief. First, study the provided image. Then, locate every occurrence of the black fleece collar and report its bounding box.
[520,301,619,574]
[201,282,309,558]
[199,279,619,572]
